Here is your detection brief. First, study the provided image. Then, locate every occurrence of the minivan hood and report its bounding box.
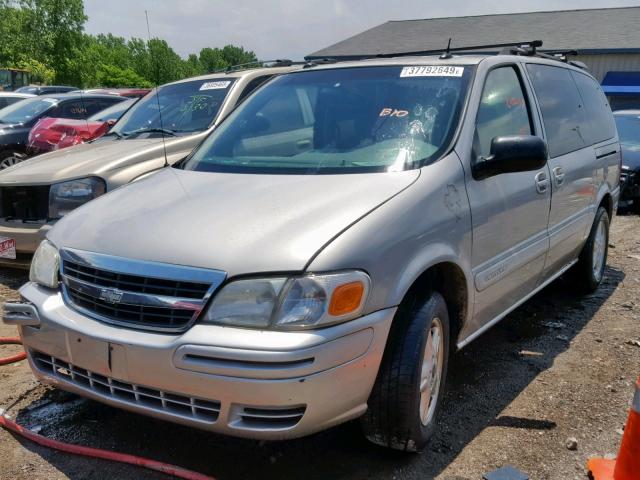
[0,135,195,185]
[50,167,419,275]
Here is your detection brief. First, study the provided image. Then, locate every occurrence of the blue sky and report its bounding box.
[84,0,640,60]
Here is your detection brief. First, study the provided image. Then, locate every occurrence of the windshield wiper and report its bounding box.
[102,131,124,139]
[123,127,177,137]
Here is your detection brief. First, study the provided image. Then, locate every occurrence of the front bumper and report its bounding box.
[0,222,52,268]
[5,282,395,440]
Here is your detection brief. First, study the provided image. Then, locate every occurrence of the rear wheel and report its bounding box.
[571,206,610,293]
[361,291,450,452]
[0,150,26,170]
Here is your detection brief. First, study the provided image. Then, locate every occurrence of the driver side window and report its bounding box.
[474,66,532,158]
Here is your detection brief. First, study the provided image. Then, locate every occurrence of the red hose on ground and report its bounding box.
[0,337,216,480]
[0,337,27,365]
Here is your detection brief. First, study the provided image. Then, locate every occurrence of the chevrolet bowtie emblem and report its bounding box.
[99,288,124,304]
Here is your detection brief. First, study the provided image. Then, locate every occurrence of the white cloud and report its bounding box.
[83,0,640,60]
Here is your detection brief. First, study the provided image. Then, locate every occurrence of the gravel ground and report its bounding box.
[1,213,639,480]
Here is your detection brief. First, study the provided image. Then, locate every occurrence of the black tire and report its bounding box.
[0,150,26,170]
[571,206,610,293]
[361,291,450,452]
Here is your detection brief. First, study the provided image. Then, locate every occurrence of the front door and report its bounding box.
[464,65,551,328]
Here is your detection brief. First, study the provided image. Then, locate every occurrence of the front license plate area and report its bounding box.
[67,333,128,379]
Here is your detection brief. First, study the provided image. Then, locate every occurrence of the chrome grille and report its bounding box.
[31,351,221,422]
[60,248,226,333]
[63,260,210,298]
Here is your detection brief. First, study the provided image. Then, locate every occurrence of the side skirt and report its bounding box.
[456,259,578,350]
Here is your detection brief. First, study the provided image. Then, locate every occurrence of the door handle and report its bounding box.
[535,171,549,194]
[552,166,565,187]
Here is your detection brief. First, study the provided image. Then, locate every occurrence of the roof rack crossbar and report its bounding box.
[207,59,307,74]
[365,40,543,60]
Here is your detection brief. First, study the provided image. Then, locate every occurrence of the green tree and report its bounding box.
[0,0,257,89]
[147,38,184,84]
[199,45,257,73]
[95,64,152,88]
[19,0,87,84]
[183,53,203,77]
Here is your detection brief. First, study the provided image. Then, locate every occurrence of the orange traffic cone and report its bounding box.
[588,377,640,480]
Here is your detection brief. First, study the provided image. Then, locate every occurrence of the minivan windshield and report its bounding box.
[111,78,235,137]
[183,65,473,174]
[615,115,640,146]
[0,96,57,125]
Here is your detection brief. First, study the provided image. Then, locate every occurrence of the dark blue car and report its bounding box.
[614,110,640,212]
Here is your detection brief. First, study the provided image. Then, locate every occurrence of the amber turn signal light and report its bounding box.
[329,281,365,316]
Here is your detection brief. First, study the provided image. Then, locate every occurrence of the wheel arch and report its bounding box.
[394,257,471,348]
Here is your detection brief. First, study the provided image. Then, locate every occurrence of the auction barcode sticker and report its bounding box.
[200,81,231,90]
[400,66,464,78]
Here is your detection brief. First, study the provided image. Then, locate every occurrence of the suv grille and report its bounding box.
[60,249,226,333]
[0,185,50,221]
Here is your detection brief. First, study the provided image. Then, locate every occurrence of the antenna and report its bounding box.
[145,9,169,167]
[440,38,453,59]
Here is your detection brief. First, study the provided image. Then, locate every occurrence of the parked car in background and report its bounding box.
[15,85,77,95]
[3,51,620,450]
[0,63,301,267]
[27,98,137,156]
[0,93,127,169]
[614,110,640,212]
[0,92,35,109]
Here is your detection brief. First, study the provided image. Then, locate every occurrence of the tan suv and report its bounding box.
[0,62,300,267]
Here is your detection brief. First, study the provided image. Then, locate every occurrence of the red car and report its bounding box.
[81,88,151,98]
[27,98,137,155]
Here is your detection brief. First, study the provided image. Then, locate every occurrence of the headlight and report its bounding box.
[29,240,60,288]
[48,177,106,218]
[202,271,370,330]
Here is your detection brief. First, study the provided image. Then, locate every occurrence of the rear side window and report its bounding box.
[526,64,587,158]
[571,71,616,144]
[474,66,532,158]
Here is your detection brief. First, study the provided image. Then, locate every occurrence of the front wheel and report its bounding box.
[0,150,27,170]
[361,291,450,452]
[571,206,610,293]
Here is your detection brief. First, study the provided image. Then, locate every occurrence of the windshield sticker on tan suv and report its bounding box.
[199,81,231,91]
[400,66,464,78]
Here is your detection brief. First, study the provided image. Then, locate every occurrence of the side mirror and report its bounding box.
[472,135,548,180]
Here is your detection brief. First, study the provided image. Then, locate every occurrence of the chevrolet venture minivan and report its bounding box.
[0,63,300,267]
[5,49,620,451]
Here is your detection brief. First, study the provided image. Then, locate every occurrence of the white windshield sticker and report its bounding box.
[199,81,231,91]
[400,66,464,78]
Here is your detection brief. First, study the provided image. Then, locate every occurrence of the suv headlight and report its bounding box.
[49,177,106,219]
[201,271,370,330]
[29,240,60,288]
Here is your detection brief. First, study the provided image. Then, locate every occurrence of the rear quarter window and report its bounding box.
[571,71,616,144]
[526,63,587,158]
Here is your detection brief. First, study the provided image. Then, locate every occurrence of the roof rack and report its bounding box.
[305,40,588,70]
[208,59,306,74]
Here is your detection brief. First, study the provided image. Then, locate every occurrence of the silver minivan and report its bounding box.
[5,50,620,451]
